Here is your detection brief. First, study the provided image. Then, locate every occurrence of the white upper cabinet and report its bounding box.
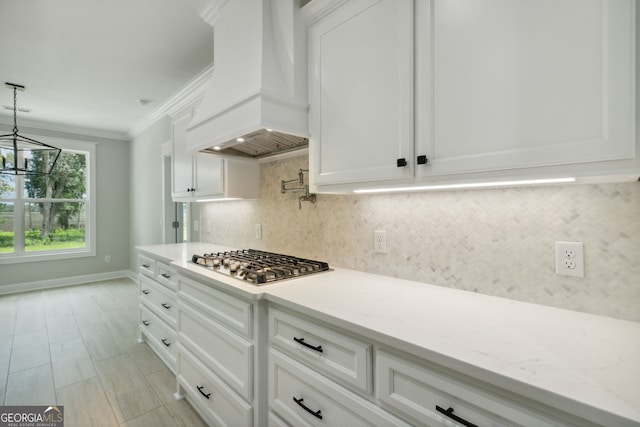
[171,109,260,202]
[419,0,636,177]
[307,0,414,186]
[307,0,636,191]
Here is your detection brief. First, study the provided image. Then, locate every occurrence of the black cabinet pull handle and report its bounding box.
[142,263,150,268]
[161,338,171,347]
[417,155,428,165]
[397,158,407,167]
[197,385,211,399]
[142,320,150,326]
[293,337,323,353]
[161,273,171,279]
[293,397,323,420]
[142,289,150,295]
[161,303,171,309]
[436,406,478,427]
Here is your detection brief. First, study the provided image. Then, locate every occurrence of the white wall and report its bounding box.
[0,124,130,288]
[128,115,172,269]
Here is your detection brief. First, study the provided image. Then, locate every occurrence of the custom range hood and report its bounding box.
[186,0,309,158]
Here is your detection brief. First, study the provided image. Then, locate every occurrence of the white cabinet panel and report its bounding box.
[269,349,409,427]
[178,343,253,427]
[376,349,582,427]
[309,0,414,186]
[269,307,371,393]
[140,305,177,371]
[172,113,195,199]
[422,0,635,176]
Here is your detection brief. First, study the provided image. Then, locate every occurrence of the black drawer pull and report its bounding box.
[161,303,171,309]
[142,289,150,295]
[161,338,171,347]
[142,263,150,268]
[293,337,323,353]
[417,155,428,165]
[160,273,171,279]
[293,397,322,420]
[197,385,211,399]
[436,405,478,427]
[142,320,150,326]
[397,158,408,167]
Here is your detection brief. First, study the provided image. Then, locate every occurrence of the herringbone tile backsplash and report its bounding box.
[200,155,640,322]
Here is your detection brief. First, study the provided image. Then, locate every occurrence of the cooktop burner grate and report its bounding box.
[191,249,330,285]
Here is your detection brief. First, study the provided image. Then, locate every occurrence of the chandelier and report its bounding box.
[0,82,61,175]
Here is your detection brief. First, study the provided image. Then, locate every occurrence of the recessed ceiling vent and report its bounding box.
[186,0,309,157]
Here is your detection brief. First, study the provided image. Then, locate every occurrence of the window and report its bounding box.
[0,137,96,263]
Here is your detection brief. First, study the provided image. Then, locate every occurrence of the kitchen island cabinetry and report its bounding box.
[136,243,640,427]
[307,0,636,192]
[137,253,179,372]
[175,274,259,426]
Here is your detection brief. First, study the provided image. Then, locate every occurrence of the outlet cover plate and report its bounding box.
[555,241,584,277]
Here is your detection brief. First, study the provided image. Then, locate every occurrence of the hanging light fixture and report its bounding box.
[0,82,61,175]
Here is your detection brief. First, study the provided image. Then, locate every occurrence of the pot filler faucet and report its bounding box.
[281,169,316,210]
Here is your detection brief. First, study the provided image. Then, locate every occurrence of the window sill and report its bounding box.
[0,249,96,265]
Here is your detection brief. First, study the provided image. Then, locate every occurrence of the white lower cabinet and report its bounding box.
[376,349,594,427]
[176,274,257,426]
[138,253,178,372]
[178,344,253,427]
[269,349,409,427]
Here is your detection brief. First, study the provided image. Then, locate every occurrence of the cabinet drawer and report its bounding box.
[178,344,252,427]
[376,350,570,427]
[156,262,178,291]
[269,349,408,427]
[179,301,253,400]
[269,307,371,393]
[139,254,156,278]
[178,275,252,338]
[140,305,177,370]
[140,276,177,328]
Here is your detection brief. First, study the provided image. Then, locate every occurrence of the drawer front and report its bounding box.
[140,305,177,369]
[178,344,253,427]
[178,275,252,338]
[156,262,178,291]
[376,350,568,427]
[179,301,253,400]
[140,276,177,328]
[269,307,371,393]
[269,349,409,427]
[139,254,156,278]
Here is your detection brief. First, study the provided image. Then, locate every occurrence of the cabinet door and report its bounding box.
[194,153,224,199]
[172,113,195,199]
[420,0,635,176]
[309,0,414,186]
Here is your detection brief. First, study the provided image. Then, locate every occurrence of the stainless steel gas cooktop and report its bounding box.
[191,249,331,285]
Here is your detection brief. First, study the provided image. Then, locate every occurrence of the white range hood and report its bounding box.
[186,0,309,157]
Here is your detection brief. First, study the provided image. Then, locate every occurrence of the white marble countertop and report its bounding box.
[136,243,640,426]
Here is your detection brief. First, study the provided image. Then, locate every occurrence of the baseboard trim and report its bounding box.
[0,270,138,295]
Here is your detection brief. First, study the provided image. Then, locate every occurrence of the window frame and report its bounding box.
[0,137,96,264]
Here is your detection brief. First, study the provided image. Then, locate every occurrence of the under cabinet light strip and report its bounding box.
[196,198,243,202]
[353,177,576,194]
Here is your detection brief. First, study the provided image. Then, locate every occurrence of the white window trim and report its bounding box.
[0,136,96,265]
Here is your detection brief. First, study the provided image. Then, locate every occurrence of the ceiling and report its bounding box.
[0,0,214,139]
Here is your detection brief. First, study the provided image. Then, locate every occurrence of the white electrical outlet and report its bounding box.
[374,230,387,254]
[555,241,584,277]
[105,255,111,263]
[255,224,262,239]
[193,220,199,232]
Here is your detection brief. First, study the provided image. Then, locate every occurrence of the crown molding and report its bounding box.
[0,115,129,141]
[128,63,214,139]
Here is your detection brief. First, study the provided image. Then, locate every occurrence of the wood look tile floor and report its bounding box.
[0,278,208,427]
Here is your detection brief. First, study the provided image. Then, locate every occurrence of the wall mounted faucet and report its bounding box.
[281,169,316,210]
